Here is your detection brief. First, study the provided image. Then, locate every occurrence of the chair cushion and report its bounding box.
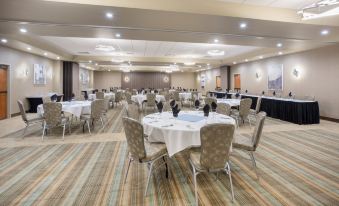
[233,134,255,151]
[80,114,91,120]
[142,142,167,162]
[27,115,44,123]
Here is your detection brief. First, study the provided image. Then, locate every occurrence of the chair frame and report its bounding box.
[17,100,44,138]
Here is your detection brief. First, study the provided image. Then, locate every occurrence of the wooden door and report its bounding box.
[0,66,8,120]
[234,74,241,90]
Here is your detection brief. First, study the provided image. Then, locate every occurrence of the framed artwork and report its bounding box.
[200,74,205,88]
[33,64,47,85]
[267,64,283,90]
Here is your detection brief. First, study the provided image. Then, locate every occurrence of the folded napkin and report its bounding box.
[288,92,292,97]
[211,102,217,112]
[194,100,200,109]
[235,93,240,98]
[203,104,210,117]
[273,91,276,96]
[262,91,265,95]
[157,101,163,113]
[170,100,176,108]
[172,104,181,117]
[245,89,248,93]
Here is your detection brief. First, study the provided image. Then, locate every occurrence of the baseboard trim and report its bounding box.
[11,112,21,117]
[320,116,339,123]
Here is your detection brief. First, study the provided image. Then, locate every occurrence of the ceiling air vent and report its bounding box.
[78,51,90,54]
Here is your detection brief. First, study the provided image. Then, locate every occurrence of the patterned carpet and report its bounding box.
[0,128,339,205]
[0,105,339,205]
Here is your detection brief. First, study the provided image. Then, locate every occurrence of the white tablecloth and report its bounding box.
[143,111,236,156]
[88,92,115,100]
[179,92,202,100]
[131,94,166,106]
[216,99,241,107]
[37,101,91,118]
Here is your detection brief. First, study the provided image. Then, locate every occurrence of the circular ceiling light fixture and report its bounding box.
[214,39,219,43]
[207,50,225,56]
[239,22,247,29]
[321,29,329,35]
[20,28,27,33]
[105,12,113,19]
[1,38,7,43]
[276,43,283,47]
[95,44,115,52]
[115,33,121,38]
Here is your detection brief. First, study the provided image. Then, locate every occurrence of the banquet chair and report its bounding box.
[17,100,44,138]
[164,93,171,102]
[115,91,123,106]
[250,97,262,116]
[231,98,252,127]
[125,92,133,104]
[42,96,51,103]
[132,89,138,95]
[143,93,157,113]
[96,92,105,99]
[122,117,170,196]
[204,97,216,110]
[80,99,105,134]
[189,123,235,205]
[233,112,266,179]
[42,102,71,141]
[216,103,231,116]
[126,103,140,121]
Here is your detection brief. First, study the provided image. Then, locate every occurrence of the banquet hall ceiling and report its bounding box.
[0,0,338,72]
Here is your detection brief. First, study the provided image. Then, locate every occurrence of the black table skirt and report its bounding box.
[241,95,257,110]
[26,97,43,113]
[208,91,232,99]
[260,98,320,125]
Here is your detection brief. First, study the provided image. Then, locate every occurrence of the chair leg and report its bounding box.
[87,121,91,134]
[62,125,66,141]
[124,157,132,184]
[248,117,252,127]
[100,117,104,129]
[193,167,199,206]
[41,122,46,141]
[249,152,259,179]
[163,156,169,178]
[144,161,154,197]
[23,124,29,138]
[226,162,235,202]
[69,122,71,134]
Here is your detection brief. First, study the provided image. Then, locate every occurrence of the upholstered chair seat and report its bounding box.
[233,135,255,151]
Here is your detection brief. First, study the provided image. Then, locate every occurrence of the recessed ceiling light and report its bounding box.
[27,47,31,51]
[20,28,27,33]
[321,29,329,35]
[112,59,124,63]
[174,62,176,65]
[214,39,219,43]
[57,56,60,60]
[105,12,113,19]
[44,52,48,56]
[233,62,237,64]
[95,63,98,66]
[115,33,121,38]
[207,63,210,66]
[278,51,283,55]
[95,44,115,52]
[207,50,225,56]
[259,56,263,59]
[89,60,92,63]
[1,38,7,43]
[276,43,283,47]
[245,59,248,62]
[198,65,201,68]
[240,22,247,29]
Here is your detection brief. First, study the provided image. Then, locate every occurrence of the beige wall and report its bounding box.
[195,68,221,93]
[0,46,61,115]
[171,72,196,89]
[93,71,121,90]
[230,44,339,119]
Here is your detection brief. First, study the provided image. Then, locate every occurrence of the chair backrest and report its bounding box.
[200,123,235,170]
[115,91,122,102]
[204,97,216,108]
[164,93,171,101]
[163,101,172,112]
[17,100,27,122]
[216,103,231,116]
[43,102,62,127]
[125,92,132,104]
[96,92,105,99]
[127,103,140,121]
[251,112,266,151]
[191,91,199,101]
[91,99,105,119]
[146,93,156,106]
[255,97,262,113]
[43,96,51,103]
[173,91,180,101]
[239,98,252,117]
[122,117,146,160]
[132,89,138,95]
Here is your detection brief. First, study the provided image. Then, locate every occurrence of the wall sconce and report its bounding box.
[255,72,261,79]
[293,68,300,78]
[23,68,29,76]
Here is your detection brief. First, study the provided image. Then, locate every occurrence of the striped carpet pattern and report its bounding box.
[1,129,338,205]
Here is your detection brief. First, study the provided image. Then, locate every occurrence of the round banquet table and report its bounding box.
[37,101,91,118]
[131,94,166,106]
[179,92,202,101]
[216,98,241,107]
[143,111,236,156]
[88,92,115,100]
